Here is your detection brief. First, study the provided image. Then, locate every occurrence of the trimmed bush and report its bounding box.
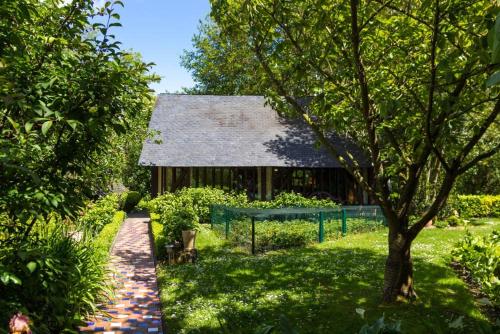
[121,191,142,212]
[445,195,500,218]
[93,211,126,260]
[151,221,166,259]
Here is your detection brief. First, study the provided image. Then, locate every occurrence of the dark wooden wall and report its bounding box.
[152,166,369,204]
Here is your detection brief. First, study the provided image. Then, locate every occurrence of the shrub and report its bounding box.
[121,191,142,212]
[150,187,247,225]
[93,211,126,260]
[0,228,111,333]
[452,230,499,306]
[176,187,247,223]
[261,192,339,209]
[446,216,464,227]
[444,195,500,218]
[150,188,340,253]
[136,194,151,211]
[255,221,314,251]
[78,193,121,235]
[151,221,166,259]
[162,205,199,246]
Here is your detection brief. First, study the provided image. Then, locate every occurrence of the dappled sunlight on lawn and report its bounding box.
[157,223,499,333]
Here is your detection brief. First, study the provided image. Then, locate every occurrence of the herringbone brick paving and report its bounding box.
[79,214,164,334]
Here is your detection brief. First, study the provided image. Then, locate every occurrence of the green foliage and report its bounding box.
[209,0,500,300]
[0,0,157,237]
[157,223,499,333]
[163,205,200,246]
[0,228,111,333]
[446,216,465,227]
[452,231,499,306]
[78,193,121,235]
[147,188,345,253]
[220,217,383,253]
[136,194,152,211]
[0,190,125,332]
[446,195,500,218]
[251,221,313,251]
[251,192,339,209]
[151,220,166,260]
[454,154,500,195]
[121,191,142,212]
[93,210,126,261]
[358,314,402,334]
[181,18,265,95]
[148,187,248,225]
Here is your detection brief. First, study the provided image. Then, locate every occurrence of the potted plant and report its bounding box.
[169,206,199,250]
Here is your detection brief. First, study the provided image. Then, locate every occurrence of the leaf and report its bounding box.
[477,297,493,306]
[486,71,500,87]
[255,325,275,334]
[67,119,79,130]
[355,307,366,319]
[491,13,500,64]
[39,101,53,116]
[26,261,37,273]
[448,316,464,329]
[41,120,53,135]
[24,122,34,133]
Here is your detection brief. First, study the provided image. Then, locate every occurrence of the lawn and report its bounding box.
[157,218,499,333]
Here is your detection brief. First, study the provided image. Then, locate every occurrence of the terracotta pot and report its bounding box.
[182,230,196,250]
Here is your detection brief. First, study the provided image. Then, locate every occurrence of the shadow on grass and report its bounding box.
[157,241,492,334]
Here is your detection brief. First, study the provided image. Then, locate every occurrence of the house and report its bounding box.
[139,94,371,204]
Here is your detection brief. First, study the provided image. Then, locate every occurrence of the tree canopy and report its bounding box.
[181,18,265,95]
[209,0,500,301]
[0,0,157,237]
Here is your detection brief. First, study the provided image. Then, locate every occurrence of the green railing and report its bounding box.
[210,205,386,254]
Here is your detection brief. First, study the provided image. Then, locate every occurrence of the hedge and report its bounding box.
[446,195,500,218]
[93,210,126,260]
[121,191,142,212]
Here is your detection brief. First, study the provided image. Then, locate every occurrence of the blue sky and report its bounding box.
[110,0,211,93]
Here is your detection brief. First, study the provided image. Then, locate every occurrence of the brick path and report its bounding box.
[79,214,164,334]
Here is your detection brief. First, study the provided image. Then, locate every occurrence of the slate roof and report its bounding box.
[139,94,369,168]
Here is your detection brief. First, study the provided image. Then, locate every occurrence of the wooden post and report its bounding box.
[251,217,256,255]
[266,167,273,200]
[257,167,262,200]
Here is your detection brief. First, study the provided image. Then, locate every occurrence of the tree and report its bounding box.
[181,18,265,95]
[0,0,157,239]
[210,0,500,302]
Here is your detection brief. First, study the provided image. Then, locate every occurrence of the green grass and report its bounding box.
[157,219,499,333]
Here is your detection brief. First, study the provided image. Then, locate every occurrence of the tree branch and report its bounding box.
[350,0,391,208]
[453,98,500,167]
[359,0,396,31]
[458,144,500,175]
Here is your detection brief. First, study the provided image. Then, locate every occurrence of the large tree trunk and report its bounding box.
[382,230,417,303]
